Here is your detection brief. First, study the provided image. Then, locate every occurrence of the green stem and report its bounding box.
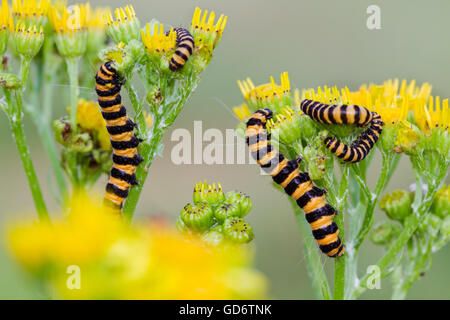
[333,165,349,300]
[5,89,49,222]
[354,159,448,298]
[288,197,332,300]
[65,56,80,187]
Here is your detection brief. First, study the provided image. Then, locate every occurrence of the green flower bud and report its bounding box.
[215,203,240,223]
[105,5,140,45]
[380,190,413,222]
[180,203,214,233]
[70,133,93,153]
[12,22,45,59]
[146,86,163,108]
[303,141,326,181]
[394,121,424,156]
[225,191,242,204]
[0,73,21,90]
[223,218,254,244]
[269,107,302,145]
[431,185,450,219]
[370,221,401,245]
[193,181,226,206]
[417,214,442,237]
[201,225,225,246]
[176,216,189,233]
[441,216,450,238]
[429,127,450,160]
[0,26,8,56]
[238,194,253,217]
[100,40,145,75]
[379,125,399,154]
[53,119,72,146]
[53,31,88,58]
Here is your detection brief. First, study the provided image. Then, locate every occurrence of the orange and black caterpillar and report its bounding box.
[169,27,195,71]
[246,109,344,258]
[300,99,384,163]
[95,62,143,210]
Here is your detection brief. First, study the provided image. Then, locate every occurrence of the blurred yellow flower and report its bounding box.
[0,0,12,30]
[72,99,110,151]
[232,103,252,121]
[85,3,109,31]
[49,3,88,34]
[12,0,50,21]
[7,194,268,299]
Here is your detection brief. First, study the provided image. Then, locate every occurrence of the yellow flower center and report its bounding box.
[141,23,176,55]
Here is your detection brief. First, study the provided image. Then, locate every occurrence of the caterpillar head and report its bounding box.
[263,108,273,120]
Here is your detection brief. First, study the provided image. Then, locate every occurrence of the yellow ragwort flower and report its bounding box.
[12,0,50,20]
[141,23,176,55]
[302,79,431,126]
[414,96,450,134]
[74,99,110,150]
[0,0,12,30]
[49,3,88,34]
[85,3,110,31]
[238,72,291,103]
[7,193,268,299]
[105,4,136,28]
[232,103,252,121]
[191,7,227,48]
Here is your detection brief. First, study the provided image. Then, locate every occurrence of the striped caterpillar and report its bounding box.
[300,99,384,163]
[246,109,345,258]
[95,62,143,210]
[169,27,195,71]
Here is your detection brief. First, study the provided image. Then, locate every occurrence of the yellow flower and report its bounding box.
[394,120,421,154]
[12,0,50,22]
[73,99,110,151]
[232,103,252,121]
[414,96,450,135]
[105,4,140,44]
[239,72,291,104]
[85,3,109,31]
[49,3,88,34]
[303,79,431,126]
[191,7,227,49]
[141,22,176,55]
[7,194,268,299]
[0,0,12,30]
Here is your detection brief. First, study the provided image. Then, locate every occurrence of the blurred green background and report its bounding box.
[1,0,449,299]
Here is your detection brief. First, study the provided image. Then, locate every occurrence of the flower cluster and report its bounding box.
[177,181,255,245]
[53,99,112,186]
[7,193,267,299]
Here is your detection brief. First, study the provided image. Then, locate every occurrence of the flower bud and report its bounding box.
[441,216,450,238]
[215,203,240,224]
[70,133,93,153]
[180,203,214,233]
[370,221,401,245]
[379,125,399,154]
[175,216,189,233]
[380,190,413,222]
[201,225,225,246]
[223,218,254,244]
[429,127,450,160]
[225,191,252,216]
[430,185,450,219]
[303,139,326,181]
[106,5,140,45]
[53,119,72,146]
[146,86,163,108]
[394,120,424,155]
[193,181,226,206]
[268,107,302,145]
[12,22,45,59]
[0,73,21,90]
[417,214,442,237]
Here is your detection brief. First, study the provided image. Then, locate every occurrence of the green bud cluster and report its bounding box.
[380,189,413,222]
[178,181,255,245]
[431,185,450,219]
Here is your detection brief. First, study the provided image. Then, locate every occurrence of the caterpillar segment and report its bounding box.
[246,109,345,258]
[95,62,143,211]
